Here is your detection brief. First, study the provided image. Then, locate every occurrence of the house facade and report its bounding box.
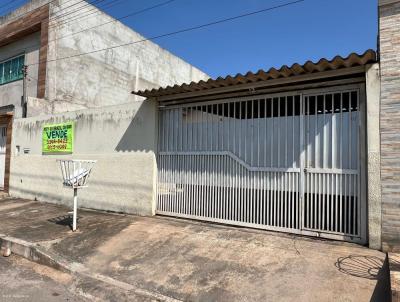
[2,0,400,253]
[135,50,380,247]
[119,0,399,252]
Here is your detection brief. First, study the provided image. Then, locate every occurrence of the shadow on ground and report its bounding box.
[336,254,391,302]
[48,215,81,231]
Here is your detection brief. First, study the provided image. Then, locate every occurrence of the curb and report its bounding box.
[0,235,181,302]
[0,235,70,273]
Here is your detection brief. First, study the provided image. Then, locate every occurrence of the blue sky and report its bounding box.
[1,0,378,78]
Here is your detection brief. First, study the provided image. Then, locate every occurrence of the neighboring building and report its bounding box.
[0,0,209,118]
[0,0,208,193]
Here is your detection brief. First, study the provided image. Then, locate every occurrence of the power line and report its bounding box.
[48,0,177,41]
[0,0,22,12]
[2,0,119,29]
[47,0,123,29]
[27,0,305,67]
[7,0,179,58]
[47,0,127,29]
[1,0,76,24]
[1,0,109,40]
[2,0,124,26]
[48,0,106,22]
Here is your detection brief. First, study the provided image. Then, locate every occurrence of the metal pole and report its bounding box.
[73,188,78,231]
[22,65,28,118]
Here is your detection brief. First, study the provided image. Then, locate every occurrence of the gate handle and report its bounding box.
[304,168,308,173]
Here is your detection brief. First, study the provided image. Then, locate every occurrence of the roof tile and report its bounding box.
[134,49,377,98]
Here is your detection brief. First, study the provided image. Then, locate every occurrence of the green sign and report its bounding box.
[42,122,74,154]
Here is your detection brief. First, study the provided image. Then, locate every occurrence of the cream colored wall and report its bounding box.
[10,100,158,215]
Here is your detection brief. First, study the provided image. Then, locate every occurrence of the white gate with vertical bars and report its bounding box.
[157,85,366,243]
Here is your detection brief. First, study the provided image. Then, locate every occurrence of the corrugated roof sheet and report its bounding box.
[134,49,377,99]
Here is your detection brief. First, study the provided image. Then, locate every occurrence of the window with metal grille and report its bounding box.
[0,55,25,85]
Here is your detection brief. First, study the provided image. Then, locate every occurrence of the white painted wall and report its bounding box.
[42,0,209,112]
[10,100,158,215]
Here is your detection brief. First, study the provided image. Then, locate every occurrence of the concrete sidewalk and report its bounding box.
[0,198,391,302]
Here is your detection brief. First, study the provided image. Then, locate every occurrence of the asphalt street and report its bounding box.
[0,255,85,302]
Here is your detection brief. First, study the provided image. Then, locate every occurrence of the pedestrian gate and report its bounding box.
[157,86,366,243]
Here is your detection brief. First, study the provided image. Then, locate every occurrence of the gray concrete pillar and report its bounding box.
[366,63,382,250]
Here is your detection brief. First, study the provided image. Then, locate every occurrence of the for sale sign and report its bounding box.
[42,122,74,154]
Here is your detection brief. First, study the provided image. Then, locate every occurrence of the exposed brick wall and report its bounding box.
[379,0,400,252]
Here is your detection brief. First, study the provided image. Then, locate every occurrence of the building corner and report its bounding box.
[378,0,400,252]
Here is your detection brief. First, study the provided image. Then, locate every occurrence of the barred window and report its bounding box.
[0,55,25,85]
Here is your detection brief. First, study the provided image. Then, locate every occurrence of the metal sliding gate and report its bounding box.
[157,86,366,243]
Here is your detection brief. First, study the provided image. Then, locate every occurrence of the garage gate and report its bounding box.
[157,85,366,243]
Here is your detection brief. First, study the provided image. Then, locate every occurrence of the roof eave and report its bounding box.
[132,49,377,101]
[135,65,369,102]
